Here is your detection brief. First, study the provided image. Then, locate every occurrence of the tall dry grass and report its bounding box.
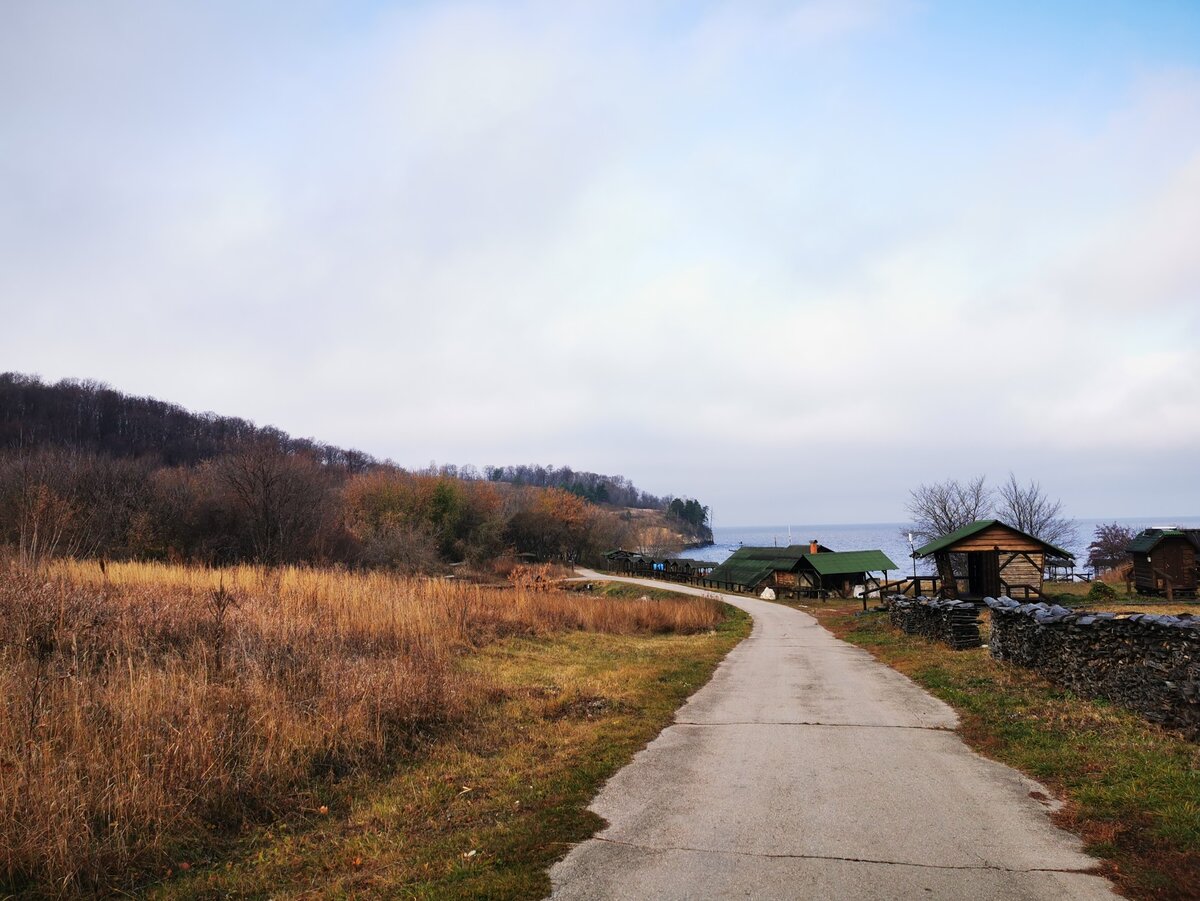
[0,560,722,894]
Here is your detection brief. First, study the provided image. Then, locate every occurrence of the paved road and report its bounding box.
[550,571,1116,900]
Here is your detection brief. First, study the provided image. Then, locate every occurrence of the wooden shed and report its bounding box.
[706,543,894,597]
[913,520,1074,600]
[796,549,897,596]
[1127,528,1199,598]
[705,546,809,593]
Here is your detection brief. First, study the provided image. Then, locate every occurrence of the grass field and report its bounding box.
[810,601,1200,901]
[0,562,748,897]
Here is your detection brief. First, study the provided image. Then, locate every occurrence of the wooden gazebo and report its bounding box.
[913,520,1074,599]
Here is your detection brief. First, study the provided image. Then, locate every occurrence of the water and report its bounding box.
[677,516,1200,575]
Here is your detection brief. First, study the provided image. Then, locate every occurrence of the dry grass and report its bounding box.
[0,560,724,896]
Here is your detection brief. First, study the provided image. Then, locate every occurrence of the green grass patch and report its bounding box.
[814,604,1200,900]
[590,581,706,601]
[151,604,750,899]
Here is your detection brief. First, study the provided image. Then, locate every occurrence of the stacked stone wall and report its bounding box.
[886,596,982,650]
[986,597,1200,739]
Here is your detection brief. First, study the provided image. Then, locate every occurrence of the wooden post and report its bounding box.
[934,551,958,600]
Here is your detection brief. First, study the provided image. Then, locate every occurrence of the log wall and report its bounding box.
[999,552,1043,590]
[946,523,1043,553]
[986,597,1200,739]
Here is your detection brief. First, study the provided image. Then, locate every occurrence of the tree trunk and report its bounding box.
[935,551,958,599]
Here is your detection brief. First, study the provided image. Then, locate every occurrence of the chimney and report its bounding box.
[809,540,819,555]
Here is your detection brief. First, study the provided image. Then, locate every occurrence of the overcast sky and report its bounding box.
[2,1,1198,524]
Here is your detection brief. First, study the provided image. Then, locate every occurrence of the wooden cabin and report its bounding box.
[795,549,897,596]
[1127,528,1199,598]
[602,549,645,572]
[600,549,717,578]
[913,520,1074,599]
[706,543,895,597]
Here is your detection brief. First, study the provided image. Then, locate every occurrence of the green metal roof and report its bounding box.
[707,546,806,588]
[1127,528,1200,554]
[914,519,1075,560]
[707,545,896,588]
[801,550,898,575]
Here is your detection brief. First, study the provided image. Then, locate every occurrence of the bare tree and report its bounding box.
[0,449,94,567]
[904,475,992,544]
[218,441,332,564]
[995,473,1076,551]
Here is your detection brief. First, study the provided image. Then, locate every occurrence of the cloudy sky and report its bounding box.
[2,1,1198,524]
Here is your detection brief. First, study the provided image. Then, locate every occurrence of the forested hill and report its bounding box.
[0,372,709,537]
[0,372,376,469]
[468,465,665,510]
[474,465,711,539]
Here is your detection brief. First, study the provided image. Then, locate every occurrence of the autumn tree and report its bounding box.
[505,488,595,561]
[1087,522,1136,573]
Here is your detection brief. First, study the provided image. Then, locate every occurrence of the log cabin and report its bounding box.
[1127,528,1200,598]
[706,542,895,597]
[913,520,1074,600]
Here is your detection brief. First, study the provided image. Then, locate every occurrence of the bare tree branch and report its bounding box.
[995,473,1076,551]
[904,475,992,544]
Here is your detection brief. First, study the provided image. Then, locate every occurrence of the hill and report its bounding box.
[0,372,710,566]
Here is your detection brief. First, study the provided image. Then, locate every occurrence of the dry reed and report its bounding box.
[0,560,722,894]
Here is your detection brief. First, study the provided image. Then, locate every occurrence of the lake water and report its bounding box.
[675,516,1200,575]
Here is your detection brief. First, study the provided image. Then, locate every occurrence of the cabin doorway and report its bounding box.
[967,551,1002,598]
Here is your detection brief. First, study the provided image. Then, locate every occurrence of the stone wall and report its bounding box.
[986,597,1200,739]
[886,596,982,650]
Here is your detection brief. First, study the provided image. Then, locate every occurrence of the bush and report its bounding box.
[1086,580,1119,604]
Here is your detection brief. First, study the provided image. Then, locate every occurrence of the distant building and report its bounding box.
[706,542,896,597]
[1126,528,1200,597]
[913,519,1074,599]
[601,549,717,577]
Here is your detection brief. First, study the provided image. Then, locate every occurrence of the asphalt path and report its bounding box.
[549,571,1117,900]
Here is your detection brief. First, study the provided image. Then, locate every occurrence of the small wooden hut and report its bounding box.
[795,549,897,596]
[706,543,894,597]
[1127,528,1200,598]
[913,520,1073,599]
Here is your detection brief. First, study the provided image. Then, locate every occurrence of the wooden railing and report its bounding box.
[867,576,946,598]
[1000,582,1043,600]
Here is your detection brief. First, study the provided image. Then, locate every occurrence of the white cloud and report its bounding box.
[0,1,1197,522]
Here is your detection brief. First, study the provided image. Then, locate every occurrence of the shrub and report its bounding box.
[1086,580,1119,604]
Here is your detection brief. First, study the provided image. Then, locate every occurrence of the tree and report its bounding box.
[1087,522,1136,573]
[995,473,1076,551]
[904,475,991,544]
[217,441,333,564]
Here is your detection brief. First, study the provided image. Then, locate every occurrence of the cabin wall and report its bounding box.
[1132,554,1155,591]
[999,552,1044,591]
[1134,539,1198,592]
[950,524,1044,553]
[818,572,866,595]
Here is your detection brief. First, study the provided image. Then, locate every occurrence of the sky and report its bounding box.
[2,0,1199,525]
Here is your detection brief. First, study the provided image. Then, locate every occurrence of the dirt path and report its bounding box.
[550,571,1116,900]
